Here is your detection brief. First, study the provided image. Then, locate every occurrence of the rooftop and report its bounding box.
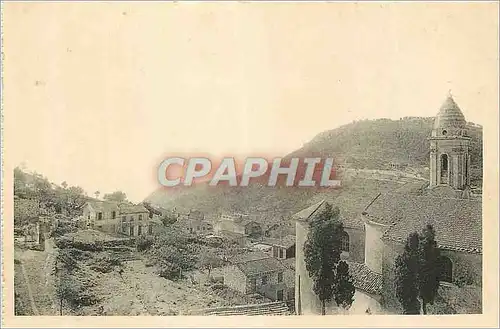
[262,235,296,249]
[433,95,467,130]
[347,262,383,295]
[230,251,270,264]
[119,203,149,214]
[236,257,285,277]
[364,190,482,253]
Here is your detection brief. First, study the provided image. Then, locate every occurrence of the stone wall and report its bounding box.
[222,265,248,294]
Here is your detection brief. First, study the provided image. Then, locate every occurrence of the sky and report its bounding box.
[3,2,498,203]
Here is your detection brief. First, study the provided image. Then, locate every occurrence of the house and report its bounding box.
[218,230,247,247]
[82,201,162,237]
[176,218,213,235]
[215,213,263,238]
[294,96,482,315]
[263,235,296,260]
[142,202,170,220]
[82,201,120,232]
[223,252,293,301]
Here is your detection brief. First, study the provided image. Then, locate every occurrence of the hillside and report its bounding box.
[289,117,482,172]
[145,117,483,233]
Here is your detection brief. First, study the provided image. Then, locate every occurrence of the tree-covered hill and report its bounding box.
[145,117,483,234]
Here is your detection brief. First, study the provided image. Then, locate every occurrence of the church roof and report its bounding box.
[291,199,327,222]
[364,192,482,253]
[433,95,467,130]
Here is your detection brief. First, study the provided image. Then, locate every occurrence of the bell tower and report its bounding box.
[429,95,471,189]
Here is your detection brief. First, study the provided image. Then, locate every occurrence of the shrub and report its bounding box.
[136,236,154,252]
[89,253,123,273]
[55,237,104,251]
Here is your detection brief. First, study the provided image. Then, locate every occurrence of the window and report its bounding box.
[138,226,142,236]
[262,275,268,285]
[465,156,469,182]
[129,226,134,236]
[148,225,153,235]
[112,211,116,219]
[438,256,453,283]
[98,212,103,220]
[88,215,90,219]
[122,216,126,223]
[249,278,257,292]
[341,231,350,252]
[130,216,134,221]
[273,246,279,258]
[279,248,284,259]
[197,226,200,231]
[139,214,143,220]
[277,272,283,283]
[440,154,449,184]
[277,289,284,301]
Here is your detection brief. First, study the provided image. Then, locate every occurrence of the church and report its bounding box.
[294,95,482,315]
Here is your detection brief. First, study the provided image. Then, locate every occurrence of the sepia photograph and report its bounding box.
[1,1,498,328]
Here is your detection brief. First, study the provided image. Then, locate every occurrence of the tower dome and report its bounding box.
[432,95,468,137]
[429,94,471,189]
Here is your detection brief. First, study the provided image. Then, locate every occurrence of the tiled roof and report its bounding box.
[263,235,296,249]
[237,257,285,276]
[364,192,482,253]
[347,262,383,295]
[230,251,269,264]
[219,230,246,239]
[433,95,467,129]
[87,201,119,213]
[119,203,149,214]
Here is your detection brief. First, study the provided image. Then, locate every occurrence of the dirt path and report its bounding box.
[19,262,39,315]
[15,239,59,315]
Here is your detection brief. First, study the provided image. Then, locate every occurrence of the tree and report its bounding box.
[334,261,356,310]
[61,181,68,189]
[94,191,100,199]
[395,225,442,315]
[417,224,441,314]
[14,167,28,197]
[303,203,355,315]
[160,213,178,226]
[103,191,127,202]
[198,251,223,278]
[395,232,421,314]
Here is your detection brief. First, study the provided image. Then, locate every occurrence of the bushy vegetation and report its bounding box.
[55,248,100,313]
[51,221,79,238]
[89,252,123,273]
[55,236,104,251]
[14,168,88,225]
[144,227,199,280]
[136,235,154,252]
